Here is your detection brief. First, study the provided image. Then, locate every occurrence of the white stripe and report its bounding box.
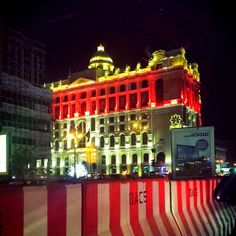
[23,186,47,236]
[212,179,231,234]
[138,182,152,236]
[189,181,206,235]
[66,184,82,236]
[153,181,169,235]
[196,180,214,235]
[209,180,224,235]
[98,183,111,236]
[164,181,181,236]
[120,183,134,236]
[181,181,198,235]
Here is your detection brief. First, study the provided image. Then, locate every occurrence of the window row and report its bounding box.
[54,91,149,118]
[54,132,149,151]
[101,153,149,165]
[54,80,149,103]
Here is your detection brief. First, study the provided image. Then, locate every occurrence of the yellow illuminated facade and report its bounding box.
[50,46,201,177]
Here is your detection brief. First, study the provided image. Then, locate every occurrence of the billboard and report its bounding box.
[171,127,215,179]
[0,133,8,175]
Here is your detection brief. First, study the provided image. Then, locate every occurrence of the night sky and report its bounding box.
[2,0,236,142]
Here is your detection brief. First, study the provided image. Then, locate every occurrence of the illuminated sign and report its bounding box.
[0,134,8,175]
[171,127,215,179]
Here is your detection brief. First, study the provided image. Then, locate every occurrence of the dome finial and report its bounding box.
[97,44,104,52]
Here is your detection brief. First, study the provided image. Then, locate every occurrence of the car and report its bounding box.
[214,173,236,205]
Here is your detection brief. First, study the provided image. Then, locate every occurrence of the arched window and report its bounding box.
[120,134,125,146]
[121,154,126,164]
[143,153,149,163]
[110,135,115,147]
[111,155,116,164]
[132,154,137,164]
[100,136,105,148]
[156,78,164,103]
[131,133,136,146]
[101,155,106,165]
[142,132,148,145]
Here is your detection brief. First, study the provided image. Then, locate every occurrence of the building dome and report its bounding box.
[88,44,114,73]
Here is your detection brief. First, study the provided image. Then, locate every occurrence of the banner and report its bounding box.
[171,127,215,179]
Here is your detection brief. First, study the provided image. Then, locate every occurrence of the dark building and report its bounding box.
[0,26,51,178]
[2,28,46,85]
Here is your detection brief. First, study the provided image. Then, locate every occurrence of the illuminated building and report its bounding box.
[50,45,201,176]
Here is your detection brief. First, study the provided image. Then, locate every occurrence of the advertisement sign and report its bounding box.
[171,127,215,179]
[0,134,8,175]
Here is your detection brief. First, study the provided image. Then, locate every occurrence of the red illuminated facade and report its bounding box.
[49,46,201,176]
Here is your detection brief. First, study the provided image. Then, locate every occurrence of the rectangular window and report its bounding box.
[100,89,105,96]
[119,124,125,131]
[91,118,95,131]
[119,95,126,110]
[120,84,126,92]
[55,106,60,119]
[109,97,116,111]
[119,115,125,122]
[109,116,114,123]
[99,99,106,113]
[109,125,115,132]
[81,92,86,99]
[91,90,96,97]
[100,126,105,133]
[130,82,137,90]
[141,80,148,88]
[141,91,149,107]
[130,93,137,108]
[100,118,104,124]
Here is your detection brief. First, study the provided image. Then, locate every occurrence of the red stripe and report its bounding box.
[109,181,123,236]
[146,180,161,235]
[159,179,177,236]
[47,184,67,236]
[83,182,98,235]
[177,181,192,235]
[129,181,144,236]
[185,181,201,235]
[0,185,23,236]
